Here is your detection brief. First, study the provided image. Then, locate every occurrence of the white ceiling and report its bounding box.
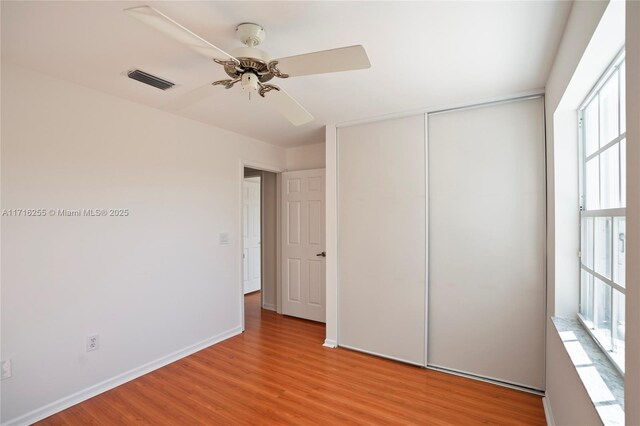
[1,1,571,147]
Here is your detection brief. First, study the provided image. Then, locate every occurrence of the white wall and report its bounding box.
[285,143,325,171]
[545,328,603,426]
[0,62,286,424]
[625,2,640,424]
[545,0,610,320]
[543,0,629,424]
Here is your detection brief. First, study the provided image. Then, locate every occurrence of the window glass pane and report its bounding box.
[613,289,625,351]
[586,157,600,210]
[581,270,594,323]
[595,217,612,279]
[600,144,620,209]
[594,278,612,350]
[612,289,625,371]
[584,97,599,156]
[599,72,619,145]
[621,139,626,207]
[620,62,626,134]
[613,217,626,286]
[582,217,594,269]
[578,52,625,375]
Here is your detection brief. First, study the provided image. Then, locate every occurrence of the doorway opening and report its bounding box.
[240,165,327,331]
[243,167,278,330]
[242,174,261,296]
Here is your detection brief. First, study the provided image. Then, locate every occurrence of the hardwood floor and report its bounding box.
[38,292,545,425]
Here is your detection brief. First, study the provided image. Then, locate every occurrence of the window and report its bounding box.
[578,50,626,373]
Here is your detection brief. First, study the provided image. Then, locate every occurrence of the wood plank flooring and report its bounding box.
[38,292,545,425]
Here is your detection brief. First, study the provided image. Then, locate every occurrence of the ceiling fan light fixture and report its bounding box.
[241,73,260,91]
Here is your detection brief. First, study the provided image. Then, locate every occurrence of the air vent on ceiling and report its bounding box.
[127,69,175,90]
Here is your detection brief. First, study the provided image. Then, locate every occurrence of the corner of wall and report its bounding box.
[543,2,630,425]
[324,125,338,345]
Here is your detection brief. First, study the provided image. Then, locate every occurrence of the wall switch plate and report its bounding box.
[219,232,229,245]
[87,334,99,352]
[1,359,12,380]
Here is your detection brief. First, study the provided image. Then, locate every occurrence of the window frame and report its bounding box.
[577,48,626,375]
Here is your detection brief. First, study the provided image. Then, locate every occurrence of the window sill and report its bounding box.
[552,317,624,426]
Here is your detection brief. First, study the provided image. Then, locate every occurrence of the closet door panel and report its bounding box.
[427,98,545,390]
[338,115,426,365]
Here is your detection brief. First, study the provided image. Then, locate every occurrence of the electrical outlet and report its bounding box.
[87,334,99,352]
[1,359,12,380]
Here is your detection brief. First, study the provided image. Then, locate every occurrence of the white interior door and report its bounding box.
[427,97,546,390]
[243,177,261,294]
[281,169,326,322]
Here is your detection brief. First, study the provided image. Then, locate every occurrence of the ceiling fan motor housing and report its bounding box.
[224,47,274,82]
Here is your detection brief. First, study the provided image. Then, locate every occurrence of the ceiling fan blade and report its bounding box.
[263,88,314,126]
[124,5,237,62]
[161,83,218,111]
[273,45,370,78]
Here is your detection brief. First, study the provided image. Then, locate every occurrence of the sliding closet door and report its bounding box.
[338,115,426,365]
[427,97,545,390]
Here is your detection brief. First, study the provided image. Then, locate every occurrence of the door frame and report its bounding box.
[242,175,262,295]
[239,160,283,332]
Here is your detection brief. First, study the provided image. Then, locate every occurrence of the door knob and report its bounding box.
[316,251,326,257]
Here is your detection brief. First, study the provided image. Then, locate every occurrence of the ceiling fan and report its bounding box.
[124,6,371,126]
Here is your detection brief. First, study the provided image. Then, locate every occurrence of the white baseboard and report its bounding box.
[3,326,242,426]
[542,396,555,426]
[323,339,337,348]
[425,365,543,396]
[340,344,423,367]
[262,303,276,311]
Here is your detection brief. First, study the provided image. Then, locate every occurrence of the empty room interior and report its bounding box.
[1,1,639,425]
